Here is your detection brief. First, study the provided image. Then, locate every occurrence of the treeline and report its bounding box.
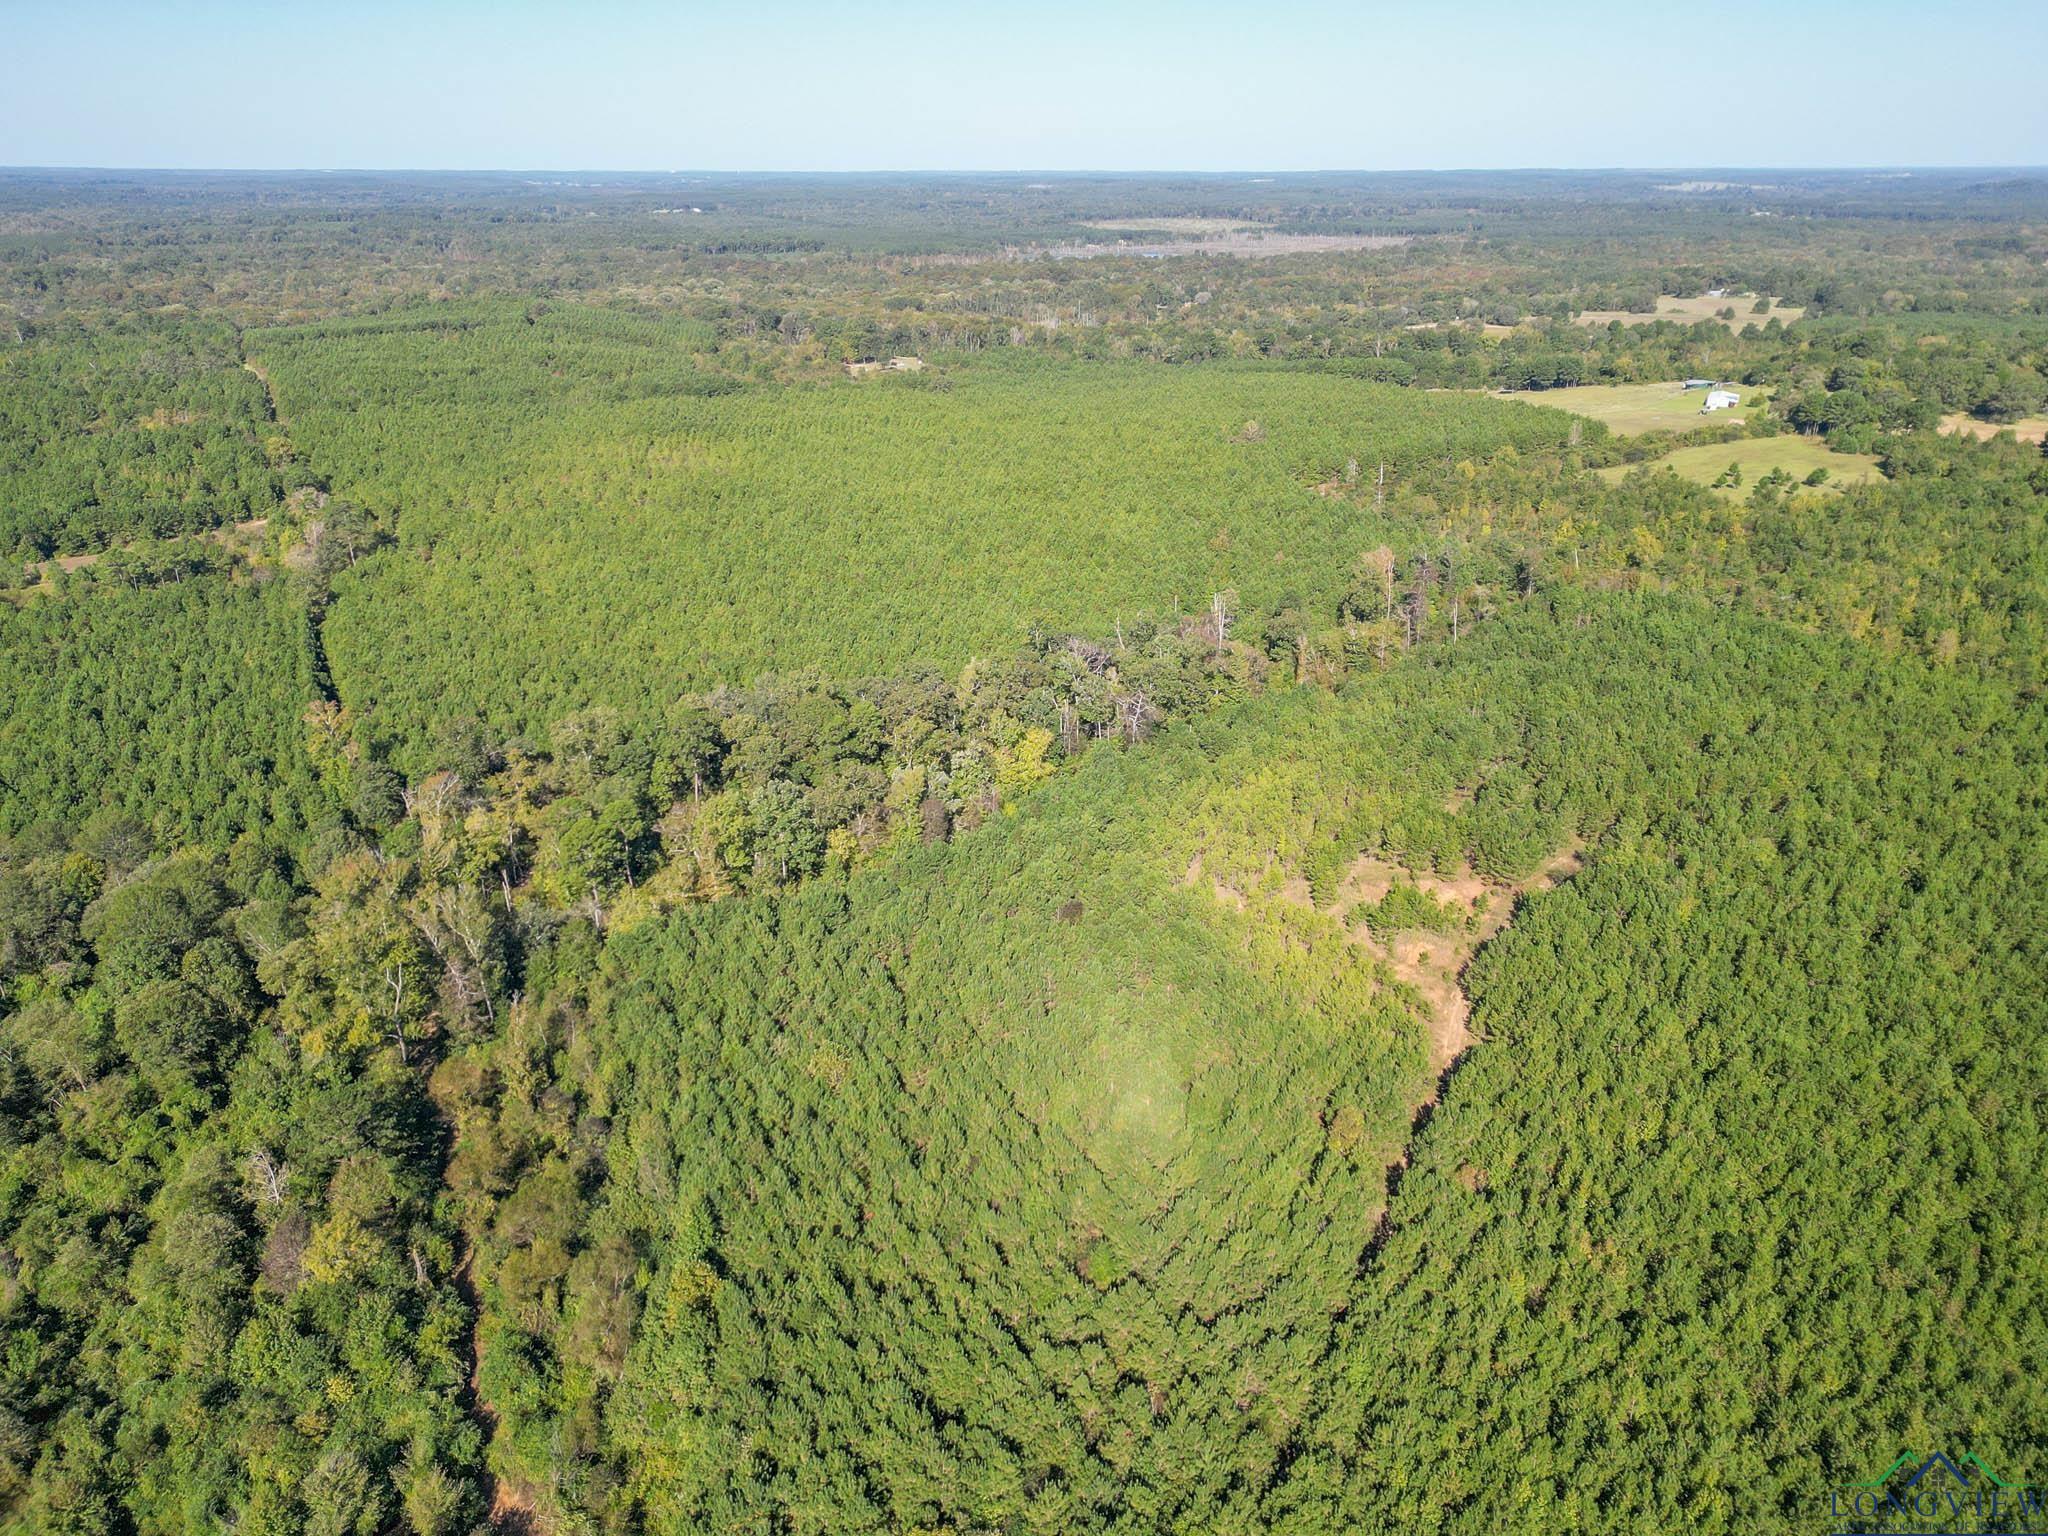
[0,826,484,1534]
[1766,313,2048,445]
[1585,434,2048,685]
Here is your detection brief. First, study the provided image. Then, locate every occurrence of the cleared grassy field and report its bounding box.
[1500,380,1767,435]
[1577,293,1804,331]
[1078,216,1259,234]
[1940,412,2048,445]
[1599,434,1881,495]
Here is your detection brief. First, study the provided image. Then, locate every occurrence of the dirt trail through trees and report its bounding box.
[453,1237,535,1530]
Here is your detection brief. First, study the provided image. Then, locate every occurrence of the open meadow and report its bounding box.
[1600,433,1882,494]
[1576,292,1804,330]
[1940,411,2048,444]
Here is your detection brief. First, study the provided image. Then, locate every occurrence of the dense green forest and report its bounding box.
[447,594,2045,1533]
[0,567,323,845]
[0,319,284,556]
[0,170,2043,1535]
[248,305,1577,763]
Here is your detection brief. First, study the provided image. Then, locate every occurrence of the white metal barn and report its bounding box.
[1702,388,1741,412]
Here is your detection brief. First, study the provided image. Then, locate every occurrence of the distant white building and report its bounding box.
[1702,388,1741,412]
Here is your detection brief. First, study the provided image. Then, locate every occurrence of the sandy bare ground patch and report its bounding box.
[1339,855,1490,915]
[1200,839,1582,1082]
[1335,847,1579,1074]
[1191,836,1583,1234]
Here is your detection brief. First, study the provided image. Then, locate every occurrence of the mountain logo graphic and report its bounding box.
[1844,1451,2027,1491]
[1827,1450,2043,1533]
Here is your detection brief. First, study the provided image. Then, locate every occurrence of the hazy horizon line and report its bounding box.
[5,162,2045,179]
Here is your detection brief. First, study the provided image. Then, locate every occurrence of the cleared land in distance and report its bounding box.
[1035,232,1411,260]
[1940,412,2048,445]
[1577,293,1805,330]
[1599,434,1881,495]
[1078,217,1262,234]
[1496,380,1768,434]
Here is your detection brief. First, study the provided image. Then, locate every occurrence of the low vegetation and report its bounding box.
[1574,292,1804,330]
[1941,411,2048,445]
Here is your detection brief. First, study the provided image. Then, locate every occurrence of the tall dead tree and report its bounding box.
[1444,544,1459,643]
[1117,688,1154,743]
[1359,546,1398,670]
[1407,553,1431,647]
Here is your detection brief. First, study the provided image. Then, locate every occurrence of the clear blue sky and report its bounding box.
[5,0,2044,172]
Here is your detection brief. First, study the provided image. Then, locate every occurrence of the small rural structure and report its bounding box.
[1680,377,1714,390]
[843,356,926,378]
[1702,388,1741,412]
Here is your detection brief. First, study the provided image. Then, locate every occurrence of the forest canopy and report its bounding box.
[247,305,1580,761]
[0,168,2042,1536]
